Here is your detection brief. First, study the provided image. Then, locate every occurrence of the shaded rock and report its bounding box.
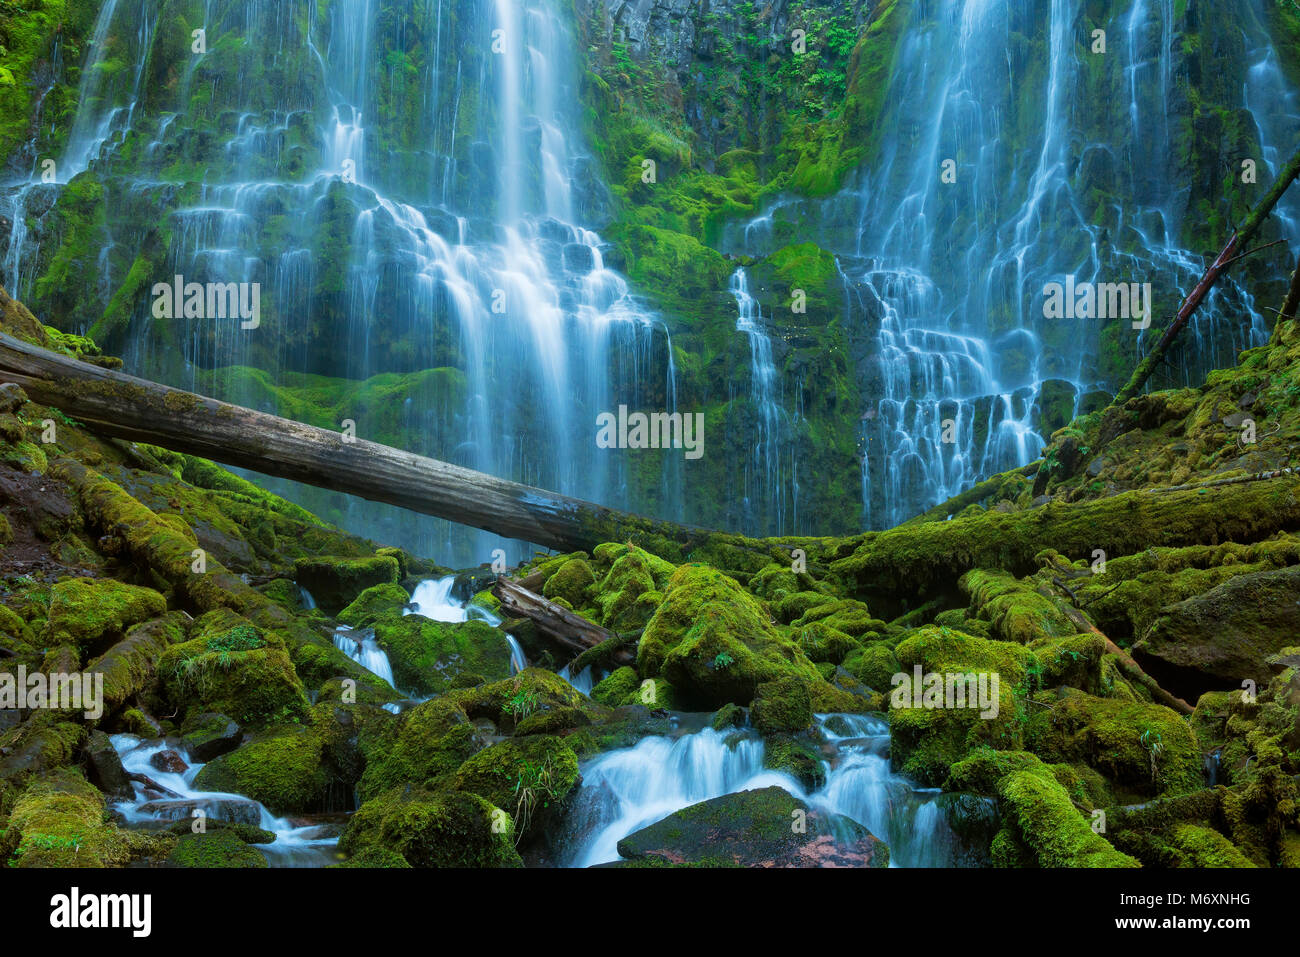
[1135,566,1300,686]
[83,730,133,800]
[149,749,189,774]
[615,786,888,867]
[180,712,243,763]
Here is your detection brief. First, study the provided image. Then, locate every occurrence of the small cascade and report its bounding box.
[557,663,600,695]
[729,268,793,536]
[112,735,338,868]
[406,576,470,622]
[507,636,528,675]
[299,586,318,611]
[562,714,961,868]
[332,625,396,687]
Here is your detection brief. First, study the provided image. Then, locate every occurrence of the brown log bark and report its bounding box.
[0,331,715,556]
[493,577,634,666]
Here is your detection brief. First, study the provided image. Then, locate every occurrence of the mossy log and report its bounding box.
[494,578,634,666]
[0,331,715,555]
[834,476,1300,598]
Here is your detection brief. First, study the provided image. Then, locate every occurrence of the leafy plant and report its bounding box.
[712,651,735,670]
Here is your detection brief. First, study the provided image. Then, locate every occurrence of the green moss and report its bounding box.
[166,830,269,868]
[337,582,411,628]
[1,769,132,868]
[372,616,512,696]
[191,725,329,815]
[41,578,167,653]
[638,564,821,708]
[750,677,813,734]
[996,767,1139,868]
[356,699,483,803]
[294,555,401,613]
[339,786,522,868]
[1026,690,1203,798]
[451,735,581,841]
[590,665,642,707]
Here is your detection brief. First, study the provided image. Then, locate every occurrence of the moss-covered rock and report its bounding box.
[994,766,1139,868]
[750,677,813,734]
[638,564,821,708]
[159,628,308,728]
[542,557,597,607]
[192,725,330,815]
[87,612,189,715]
[451,735,581,842]
[842,643,902,692]
[590,666,642,707]
[1025,690,1203,798]
[165,830,269,868]
[339,786,523,868]
[763,734,827,790]
[294,555,401,613]
[615,786,888,867]
[337,582,411,628]
[41,578,167,654]
[1,769,133,867]
[356,699,485,802]
[373,615,512,696]
[1134,566,1300,685]
[794,621,861,665]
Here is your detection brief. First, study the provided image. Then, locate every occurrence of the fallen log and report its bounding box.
[1114,140,1300,405]
[0,331,714,556]
[493,577,634,667]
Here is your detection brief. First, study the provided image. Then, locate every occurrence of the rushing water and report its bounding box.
[111,734,339,867]
[725,0,1300,529]
[562,714,967,868]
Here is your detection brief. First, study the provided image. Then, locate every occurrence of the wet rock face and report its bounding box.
[149,749,189,774]
[614,786,889,867]
[1134,565,1300,687]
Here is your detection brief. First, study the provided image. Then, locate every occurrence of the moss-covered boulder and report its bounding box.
[791,599,888,638]
[638,565,821,708]
[451,735,581,842]
[87,612,189,715]
[590,666,642,707]
[794,621,861,665]
[750,677,813,734]
[373,615,512,696]
[993,765,1139,868]
[192,725,330,815]
[1025,690,1203,798]
[337,582,411,628]
[165,830,269,868]
[179,712,243,763]
[542,558,597,607]
[1134,566,1300,685]
[763,734,827,790]
[888,626,1027,785]
[339,786,523,868]
[356,698,486,802]
[960,569,1077,644]
[842,643,902,692]
[0,769,133,867]
[159,625,309,727]
[41,578,167,654]
[294,555,401,613]
[615,786,888,867]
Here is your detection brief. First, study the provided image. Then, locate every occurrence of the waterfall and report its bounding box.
[1,0,680,565]
[729,267,793,535]
[725,0,1299,529]
[111,734,338,867]
[332,624,396,687]
[563,715,960,868]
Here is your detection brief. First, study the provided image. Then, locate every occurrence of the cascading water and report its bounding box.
[725,0,1299,529]
[332,624,396,687]
[1,0,680,564]
[562,714,963,868]
[729,267,795,536]
[112,734,339,867]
